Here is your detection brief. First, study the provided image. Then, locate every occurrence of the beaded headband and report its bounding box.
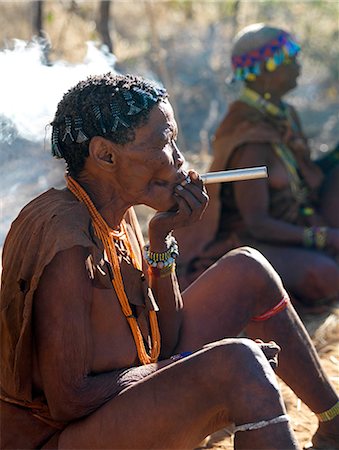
[231,31,301,82]
[51,84,167,158]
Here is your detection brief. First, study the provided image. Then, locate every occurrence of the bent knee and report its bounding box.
[205,338,279,388]
[221,246,284,293]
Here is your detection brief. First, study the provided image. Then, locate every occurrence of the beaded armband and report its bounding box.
[144,236,179,278]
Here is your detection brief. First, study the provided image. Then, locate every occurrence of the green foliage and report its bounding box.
[46,11,54,24]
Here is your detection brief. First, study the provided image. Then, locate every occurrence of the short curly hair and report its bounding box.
[51,73,168,177]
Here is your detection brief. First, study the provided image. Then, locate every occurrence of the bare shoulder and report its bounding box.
[230,142,273,168]
[33,245,93,360]
[35,245,91,295]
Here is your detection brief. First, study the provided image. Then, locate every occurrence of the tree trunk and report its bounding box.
[32,0,44,38]
[144,0,186,152]
[98,0,114,54]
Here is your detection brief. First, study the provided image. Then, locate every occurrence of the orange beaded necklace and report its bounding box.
[66,175,161,364]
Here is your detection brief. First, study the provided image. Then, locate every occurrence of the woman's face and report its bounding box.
[265,54,301,96]
[113,99,187,212]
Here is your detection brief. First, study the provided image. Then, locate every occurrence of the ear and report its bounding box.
[89,137,117,172]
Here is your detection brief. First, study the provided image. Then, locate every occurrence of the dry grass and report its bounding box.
[197,307,339,450]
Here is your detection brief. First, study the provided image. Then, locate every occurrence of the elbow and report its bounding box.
[47,386,92,422]
[48,398,83,422]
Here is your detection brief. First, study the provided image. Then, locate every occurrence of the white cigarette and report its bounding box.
[201,166,268,184]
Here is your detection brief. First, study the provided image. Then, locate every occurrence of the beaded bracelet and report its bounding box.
[303,226,328,250]
[144,235,179,277]
[148,263,176,278]
[314,226,328,250]
[303,227,314,248]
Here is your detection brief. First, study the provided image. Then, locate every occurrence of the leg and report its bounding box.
[319,165,339,227]
[58,340,299,449]
[246,304,339,448]
[178,247,339,446]
[256,244,339,306]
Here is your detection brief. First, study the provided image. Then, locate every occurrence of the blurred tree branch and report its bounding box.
[144,0,186,151]
[32,0,44,38]
[97,0,114,54]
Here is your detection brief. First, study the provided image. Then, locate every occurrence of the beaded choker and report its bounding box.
[66,175,161,364]
[240,87,287,119]
[240,87,312,213]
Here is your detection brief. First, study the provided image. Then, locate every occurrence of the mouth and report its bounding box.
[152,171,190,190]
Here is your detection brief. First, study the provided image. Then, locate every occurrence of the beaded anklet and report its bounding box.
[316,400,339,422]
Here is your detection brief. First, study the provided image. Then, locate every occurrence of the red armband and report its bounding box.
[251,295,289,322]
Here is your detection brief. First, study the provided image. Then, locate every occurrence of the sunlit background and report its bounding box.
[0,3,338,449]
[1,0,338,248]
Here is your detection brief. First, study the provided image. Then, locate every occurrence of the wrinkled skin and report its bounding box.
[30,100,338,450]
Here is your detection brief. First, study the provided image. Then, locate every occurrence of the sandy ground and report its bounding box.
[196,308,339,450]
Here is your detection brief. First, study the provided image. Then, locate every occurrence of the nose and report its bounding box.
[172,140,185,169]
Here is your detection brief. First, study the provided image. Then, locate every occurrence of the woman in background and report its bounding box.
[179,23,339,311]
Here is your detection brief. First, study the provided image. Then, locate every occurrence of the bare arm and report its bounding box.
[231,143,308,245]
[233,144,339,250]
[147,171,208,358]
[34,246,140,421]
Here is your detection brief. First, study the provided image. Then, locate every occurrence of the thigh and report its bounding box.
[177,247,285,352]
[57,344,239,450]
[255,243,339,301]
[319,165,339,227]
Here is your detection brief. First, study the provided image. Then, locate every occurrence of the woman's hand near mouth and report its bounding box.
[148,170,209,249]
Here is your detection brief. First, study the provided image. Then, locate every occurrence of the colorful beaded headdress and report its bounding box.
[231,31,301,81]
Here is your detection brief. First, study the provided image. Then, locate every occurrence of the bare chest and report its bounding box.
[88,255,153,373]
[266,151,292,190]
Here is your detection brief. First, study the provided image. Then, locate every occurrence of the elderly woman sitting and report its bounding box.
[178,23,339,311]
[1,73,338,449]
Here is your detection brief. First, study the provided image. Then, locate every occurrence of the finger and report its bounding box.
[174,194,194,216]
[170,195,204,229]
[175,179,208,204]
[179,174,192,188]
[174,185,208,220]
[187,169,204,187]
[268,341,281,352]
[268,358,278,370]
[179,170,206,196]
[177,179,206,202]
[261,340,281,351]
